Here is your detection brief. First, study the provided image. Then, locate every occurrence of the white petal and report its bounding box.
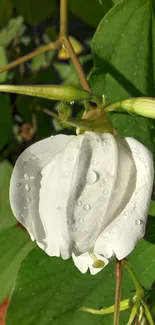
[9,134,74,247]
[67,132,136,255]
[72,252,109,275]
[39,136,83,257]
[94,138,154,260]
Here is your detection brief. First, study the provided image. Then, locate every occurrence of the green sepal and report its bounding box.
[0,84,92,101]
[64,109,113,133]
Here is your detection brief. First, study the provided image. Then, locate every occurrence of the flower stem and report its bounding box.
[114,259,123,325]
[122,260,144,299]
[61,36,91,93]
[60,0,68,37]
[0,40,61,74]
[104,102,121,113]
[81,299,130,315]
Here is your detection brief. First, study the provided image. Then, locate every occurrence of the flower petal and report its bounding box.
[94,138,154,260]
[39,136,83,258]
[9,134,74,247]
[67,132,136,255]
[72,252,109,274]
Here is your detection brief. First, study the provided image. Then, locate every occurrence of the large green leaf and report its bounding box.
[0,95,12,150]
[6,239,155,325]
[90,0,154,101]
[69,0,105,27]
[0,226,34,303]
[89,0,155,154]
[0,47,7,82]
[12,0,56,25]
[0,161,17,231]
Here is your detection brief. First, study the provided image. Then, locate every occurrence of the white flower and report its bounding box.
[9,132,154,274]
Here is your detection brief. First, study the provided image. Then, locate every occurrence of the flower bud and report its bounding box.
[121,97,155,119]
[9,132,154,274]
[0,84,92,101]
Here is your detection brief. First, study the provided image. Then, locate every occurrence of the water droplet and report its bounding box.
[78,218,84,224]
[92,160,98,166]
[104,178,109,182]
[24,173,29,180]
[83,204,91,211]
[135,219,143,225]
[98,221,102,228]
[84,240,88,245]
[76,200,82,207]
[63,172,69,178]
[124,211,129,216]
[86,170,98,185]
[102,140,107,146]
[100,183,104,187]
[16,182,20,187]
[23,162,27,169]
[27,197,31,204]
[71,227,77,232]
[104,190,108,194]
[97,138,101,142]
[25,184,30,192]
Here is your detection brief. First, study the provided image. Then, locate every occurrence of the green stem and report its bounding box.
[104,101,121,112]
[141,299,155,325]
[122,260,144,298]
[81,299,130,315]
[60,0,68,37]
[42,108,61,121]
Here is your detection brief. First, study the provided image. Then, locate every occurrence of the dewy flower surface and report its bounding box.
[10,132,154,274]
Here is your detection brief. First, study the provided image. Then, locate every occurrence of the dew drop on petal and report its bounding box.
[71,227,77,232]
[63,171,69,178]
[78,218,84,224]
[76,200,82,207]
[83,204,91,211]
[24,173,29,180]
[104,177,109,182]
[16,182,20,187]
[104,190,108,194]
[92,160,98,166]
[25,184,30,192]
[27,197,31,204]
[97,138,101,142]
[86,170,98,185]
[135,219,143,225]
[124,211,129,216]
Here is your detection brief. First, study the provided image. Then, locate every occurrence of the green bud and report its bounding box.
[121,97,155,119]
[0,84,92,101]
[65,109,113,134]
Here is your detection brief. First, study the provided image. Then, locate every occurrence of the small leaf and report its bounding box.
[0,161,17,231]
[12,0,56,25]
[0,226,34,303]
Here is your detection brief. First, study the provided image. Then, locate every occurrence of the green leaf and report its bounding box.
[109,112,155,153]
[0,95,12,150]
[69,0,104,27]
[12,0,56,25]
[97,0,114,12]
[0,16,24,47]
[6,239,155,325]
[90,0,154,102]
[0,161,17,231]
[0,47,7,82]
[0,0,13,27]
[149,201,155,217]
[0,226,34,303]
[89,0,155,154]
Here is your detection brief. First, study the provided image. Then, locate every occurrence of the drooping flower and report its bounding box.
[9,132,154,274]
